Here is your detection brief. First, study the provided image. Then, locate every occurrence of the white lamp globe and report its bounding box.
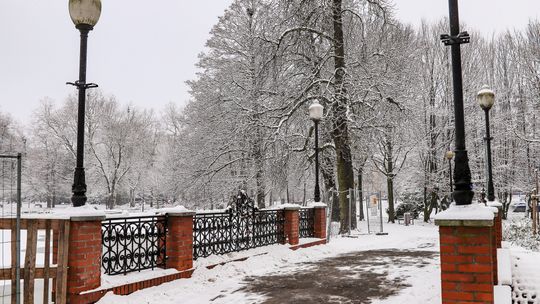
[477,85,495,111]
[309,101,324,121]
[69,0,101,29]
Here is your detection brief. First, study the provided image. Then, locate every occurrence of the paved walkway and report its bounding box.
[98,223,442,304]
[214,249,438,304]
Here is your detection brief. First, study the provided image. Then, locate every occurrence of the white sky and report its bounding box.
[393,0,540,35]
[1,0,539,123]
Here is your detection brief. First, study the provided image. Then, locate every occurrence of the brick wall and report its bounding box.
[439,225,494,303]
[313,207,327,239]
[62,207,327,303]
[494,211,502,249]
[67,217,104,303]
[283,208,299,245]
[166,213,195,271]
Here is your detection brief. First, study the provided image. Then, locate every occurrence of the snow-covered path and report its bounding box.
[97,221,441,304]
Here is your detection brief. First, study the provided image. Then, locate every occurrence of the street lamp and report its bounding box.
[440,0,473,205]
[477,85,495,202]
[67,0,101,207]
[309,100,324,202]
[445,151,455,198]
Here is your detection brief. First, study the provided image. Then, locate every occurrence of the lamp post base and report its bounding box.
[453,189,474,206]
[452,149,474,206]
[71,167,87,207]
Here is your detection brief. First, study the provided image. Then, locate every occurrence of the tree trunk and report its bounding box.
[331,0,355,233]
[358,169,365,221]
[255,153,266,208]
[386,134,395,223]
[387,176,395,223]
[350,188,357,229]
[321,152,340,221]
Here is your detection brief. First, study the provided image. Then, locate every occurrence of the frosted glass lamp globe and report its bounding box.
[309,101,324,122]
[69,0,101,29]
[477,85,495,111]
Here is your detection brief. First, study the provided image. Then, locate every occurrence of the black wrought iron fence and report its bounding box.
[299,208,315,238]
[193,209,285,260]
[101,215,167,275]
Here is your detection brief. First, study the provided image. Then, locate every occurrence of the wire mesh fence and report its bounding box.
[0,154,22,304]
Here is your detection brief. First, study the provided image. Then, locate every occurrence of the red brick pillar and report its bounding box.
[435,205,496,304]
[166,211,195,271]
[67,215,105,303]
[283,207,300,245]
[495,212,502,248]
[487,202,502,285]
[313,206,327,239]
[487,202,503,249]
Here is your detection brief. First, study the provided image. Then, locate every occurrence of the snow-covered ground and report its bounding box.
[97,220,441,304]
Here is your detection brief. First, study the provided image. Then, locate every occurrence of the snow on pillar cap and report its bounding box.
[487,201,503,208]
[434,203,495,227]
[266,203,302,210]
[50,205,106,221]
[157,206,195,216]
[307,202,327,208]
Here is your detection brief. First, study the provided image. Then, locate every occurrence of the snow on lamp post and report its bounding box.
[309,100,324,202]
[477,85,496,202]
[68,0,101,207]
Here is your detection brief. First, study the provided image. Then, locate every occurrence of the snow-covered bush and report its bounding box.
[395,202,420,219]
[394,192,422,219]
[504,217,540,251]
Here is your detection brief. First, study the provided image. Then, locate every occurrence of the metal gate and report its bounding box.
[193,191,285,259]
[365,192,386,235]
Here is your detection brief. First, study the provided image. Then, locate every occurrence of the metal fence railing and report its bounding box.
[193,209,285,260]
[299,208,315,238]
[101,215,167,275]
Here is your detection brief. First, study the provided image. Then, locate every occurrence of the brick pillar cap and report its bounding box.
[487,206,499,215]
[156,206,195,216]
[487,201,503,209]
[39,205,107,221]
[267,203,301,211]
[308,202,327,209]
[434,203,495,227]
[70,215,106,222]
[159,211,196,217]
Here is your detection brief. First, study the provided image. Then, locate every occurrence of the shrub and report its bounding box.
[395,201,420,219]
[503,217,540,251]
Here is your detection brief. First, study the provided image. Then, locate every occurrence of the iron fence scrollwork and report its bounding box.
[193,191,285,259]
[102,215,167,275]
[299,208,315,238]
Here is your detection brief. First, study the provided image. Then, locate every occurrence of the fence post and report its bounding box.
[283,206,300,245]
[166,211,195,271]
[434,204,496,304]
[67,214,106,303]
[313,205,327,239]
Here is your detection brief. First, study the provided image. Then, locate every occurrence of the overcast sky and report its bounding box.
[1,0,539,123]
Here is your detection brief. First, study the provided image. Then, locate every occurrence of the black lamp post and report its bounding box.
[441,0,473,205]
[309,100,324,202]
[445,151,455,198]
[67,0,101,207]
[477,86,496,202]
